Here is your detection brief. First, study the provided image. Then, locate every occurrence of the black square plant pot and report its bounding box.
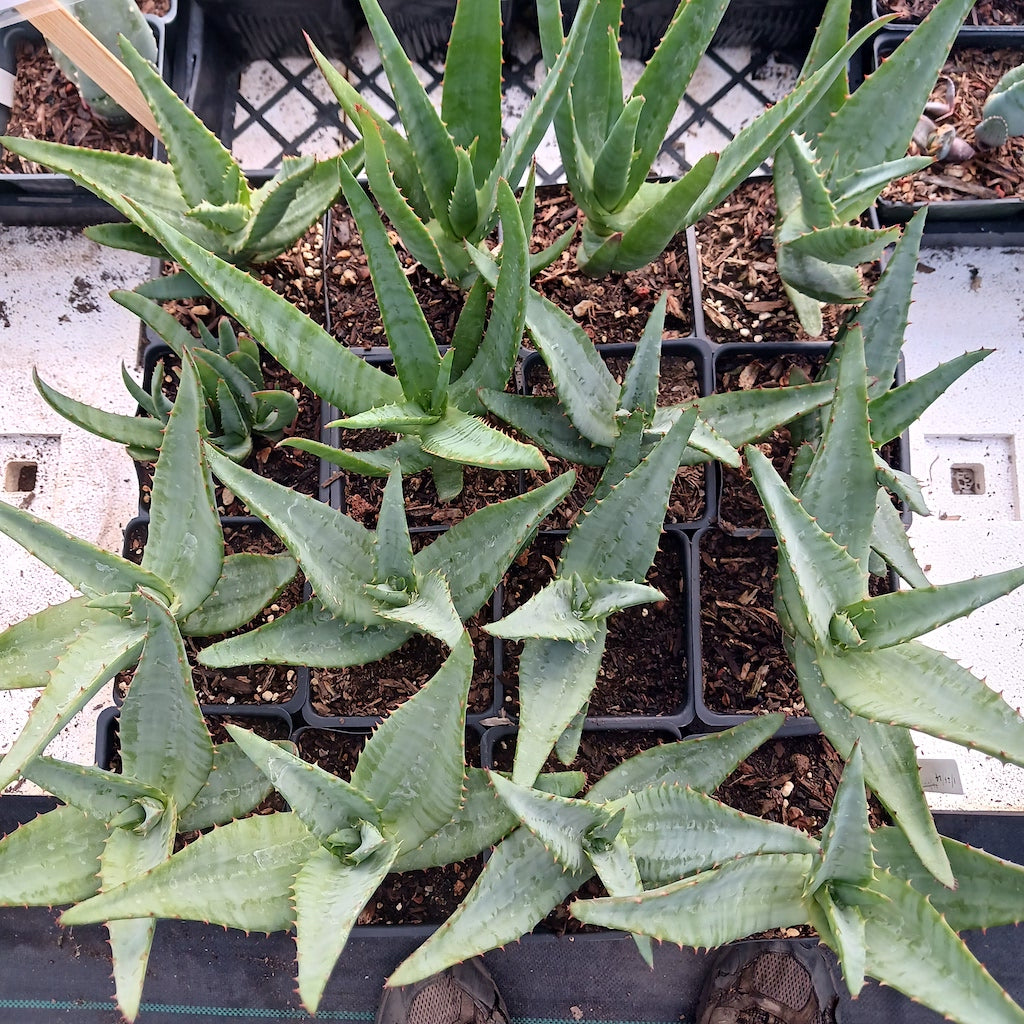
[869,29,1024,240]
[0,14,168,225]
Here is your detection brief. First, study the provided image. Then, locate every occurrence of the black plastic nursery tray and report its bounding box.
[0,793,1020,1023]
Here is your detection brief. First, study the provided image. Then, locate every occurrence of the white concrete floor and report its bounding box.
[0,227,148,790]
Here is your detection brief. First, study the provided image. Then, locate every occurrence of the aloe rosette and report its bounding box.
[535,0,888,276]
[1,37,356,297]
[0,355,297,791]
[34,292,299,463]
[311,0,598,286]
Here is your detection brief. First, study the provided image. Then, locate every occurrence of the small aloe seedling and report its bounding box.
[771,0,976,333]
[34,291,298,463]
[977,63,1024,148]
[569,744,1024,1024]
[193,446,574,672]
[0,355,297,790]
[1,37,356,297]
[109,167,546,500]
[535,0,885,276]
[0,595,289,1021]
[310,0,598,286]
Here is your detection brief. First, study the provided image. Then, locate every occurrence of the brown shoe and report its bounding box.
[377,960,510,1024]
[696,941,842,1024]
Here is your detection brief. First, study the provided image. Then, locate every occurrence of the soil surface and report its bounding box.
[876,0,1024,23]
[699,531,802,718]
[715,351,827,531]
[881,47,1024,204]
[529,185,696,341]
[695,180,856,343]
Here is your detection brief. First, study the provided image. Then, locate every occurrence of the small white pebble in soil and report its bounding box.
[780,780,794,797]
[739,327,751,338]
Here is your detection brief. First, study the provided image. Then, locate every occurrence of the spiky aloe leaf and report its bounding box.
[102,809,176,1023]
[389,826,590,987]
[818,642,1024,766]
[419,406,547,471]
[177,740,291,832]
[117,37,245,211]
[793,638,953,887]
[593,96,646,212]
[226,725,381,848]
[586,833,653,965]
[0,500,168,604]
[868,350,993,447]
[122,203,401,415]
[487,771,621,873]
[589,715,785,801]
[561,413,695,581]
[0,597,111,689]
[854,870,1024,1024]
[0,804,107,906]
[376,571,463,649]
[844,566,1024,650]
[32,370,165,457]
[813,886,866,996]
[870,491,929,589]
[0,611,148,788]
[513,628,608,786]
[808,745,873,894]
[691,383,835,450]
[204,446,377,624]
[394,768,586,871]
[120,593,214,812]
[375,465,415,588]
[61,812,317,932]
[746,445,863,646]
[871,826,1024,931]
[571,852,814,944]
[142,355,223,619]
[181,552,298,637]
[620,783,816,887]
[337,157,441,407]
[875,456,930,516]
[351,633,472,850]
[294,841,399,1013]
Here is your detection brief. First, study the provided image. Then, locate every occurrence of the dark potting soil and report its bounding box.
[529,185,695,341]
[876,0,1024,24]
[715,351,827,531]
[521,353,707,531]
[882,48,1024,203]
[324,203,470,347]
[0,4,167,176]
[497,533,688,719]
[307,611,497,719]
[699,531,802,718]
[121,521,307,705]
[695,180,856,343]
[295,729,484,926]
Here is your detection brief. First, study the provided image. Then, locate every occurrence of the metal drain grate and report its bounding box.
[229,24,800,179]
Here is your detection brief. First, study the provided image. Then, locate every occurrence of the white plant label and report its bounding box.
[918,758,964,795]
[0,67,13,108]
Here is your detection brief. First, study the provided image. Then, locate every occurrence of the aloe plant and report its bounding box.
[194,447,574,672]
[976,63,1024,148]
[310,0,598,286]
[1,37,355,297]
[34,292,299,463]
[0,354,297,791]
[44,0,157,125]
[0,602,288,1022]
[58,632,585,1014]
[569,744,1024,1024]
[535,0,886,276]
[387,714,796,983]
[772,0,976,334]
[98,166,546,500]
[746,314,1024,890]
